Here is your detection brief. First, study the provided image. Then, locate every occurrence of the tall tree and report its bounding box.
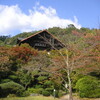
[39,29,100,100]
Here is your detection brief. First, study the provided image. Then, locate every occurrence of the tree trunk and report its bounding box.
[25,84,28,90]
[66,52,73,100]
[67,70,73,100]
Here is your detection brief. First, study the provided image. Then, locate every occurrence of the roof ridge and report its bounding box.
[20,29,47,42]
[19,29,66,47]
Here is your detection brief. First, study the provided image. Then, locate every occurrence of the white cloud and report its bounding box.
[0,4,81,36]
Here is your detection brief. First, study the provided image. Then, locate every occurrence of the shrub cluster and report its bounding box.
[42,90,50,96]
[28,88,43,94]
[75,76,100,98]
[0,81,25,97]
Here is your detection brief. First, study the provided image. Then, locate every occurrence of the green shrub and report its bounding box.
[7,94,16,97]
[28,88,43,94]
[22,91,30,97]
[0,81,25,97]
[58,90,66,97]
[1,79,11,83]
[42,90,50,96]
[45,88,53,94]
[44,81,53,86]
[35,85,43,88]
[37,76,47,81]
[8,75,18,81]
[45,88,53,91]
[75,76,100,98]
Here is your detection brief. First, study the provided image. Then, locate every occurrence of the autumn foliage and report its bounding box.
[0,27,100,98]
[9,45,38,63]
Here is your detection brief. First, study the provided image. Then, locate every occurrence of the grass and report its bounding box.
[0,95,100,100]
[0,96,60,100]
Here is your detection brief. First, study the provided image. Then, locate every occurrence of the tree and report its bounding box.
[18,70,33,89]
[47,49,76,100]
[33,34,75,100]
[0,47,11,73]
[68,24,76,28]
[9,44,38,64]
[37,28,100,100]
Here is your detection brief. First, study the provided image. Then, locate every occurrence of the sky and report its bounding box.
[0,0,100,36]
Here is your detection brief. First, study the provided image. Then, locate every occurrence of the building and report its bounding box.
[17,30,65,51]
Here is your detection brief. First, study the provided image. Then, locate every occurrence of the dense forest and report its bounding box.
[0,26,100,98]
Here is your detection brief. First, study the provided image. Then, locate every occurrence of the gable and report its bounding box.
[18,30,65,51]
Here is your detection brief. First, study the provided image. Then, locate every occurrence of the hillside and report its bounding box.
[0,27,100,99]
[0,26,96,46]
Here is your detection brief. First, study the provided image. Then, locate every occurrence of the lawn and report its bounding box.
[0,95,100,100]
[0,96,60,100]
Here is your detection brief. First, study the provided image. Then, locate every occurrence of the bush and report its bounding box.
[22,91,30,97]
[58,90,66,97]
[1,79,11,83]
[75,76,100,98]
[45,88,53,94]
[28,88,43,94]
[37,76,48,81]
[8,75,18,81]
[35,85,43,88]
[7,94,16,97]
[44,81,53,87]
[0,81,25,97]
[42,90,50,96]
